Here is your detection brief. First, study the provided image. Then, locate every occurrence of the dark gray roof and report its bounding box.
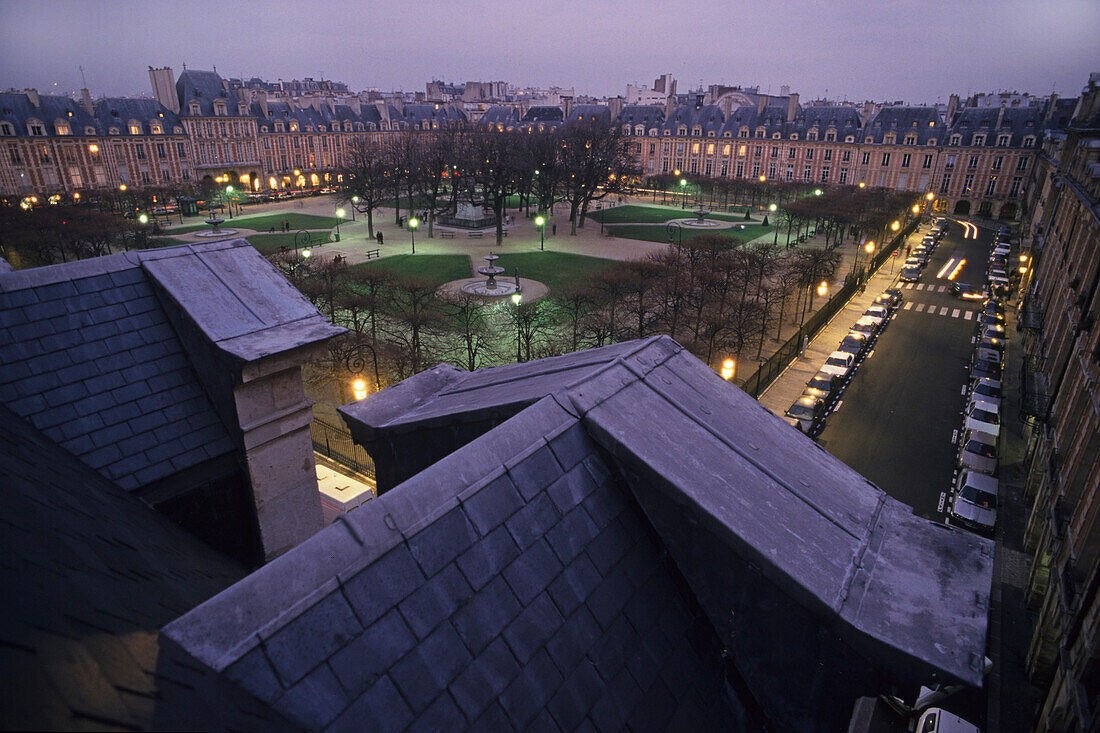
[93,96,184,136]
[176,69,246,117]
[166,336,993,731]
[479,105,521,127]
[521,106,565,124]
[0,251,235,491]
[616,105,664,131]
[0,91,99,137]
[863,106,944,144]
[566,104,611,126]
[0,402,289,730]
[950,106,1043,146]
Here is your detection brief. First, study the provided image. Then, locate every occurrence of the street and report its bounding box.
[817,221,993,521]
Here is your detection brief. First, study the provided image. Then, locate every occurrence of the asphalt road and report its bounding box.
[817,220,994,521]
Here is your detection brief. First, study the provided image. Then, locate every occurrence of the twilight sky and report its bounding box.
[1,0,1096,103]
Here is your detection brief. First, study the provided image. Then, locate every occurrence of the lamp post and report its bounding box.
[680,178,688,209]
[137,213,149,249]
[351,196,359,221]
[511,292,523,362]
[408,216,419,254]
[720,358,736,381]
[335,208,345,241]
[535,215,546,251]
[666,221,684,246]
[352,379,368,401]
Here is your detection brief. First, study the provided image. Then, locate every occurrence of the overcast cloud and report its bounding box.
[1,0,1096,102]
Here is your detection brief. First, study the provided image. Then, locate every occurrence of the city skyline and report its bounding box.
[1,0,1096,103]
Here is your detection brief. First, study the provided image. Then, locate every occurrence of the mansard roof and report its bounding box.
[521,105,565,123]
[166,336,993,731]
[566,104,611,125]
[176,69,246,117]
[0,92,98,137]
[479,105,521,126]
[799,105,864,132]
[93,97,184,135]
[950,106,1043,146]
[662,104,723,135]
[401,103,467,126]
[616,104,664,130]
[864,106,943,144]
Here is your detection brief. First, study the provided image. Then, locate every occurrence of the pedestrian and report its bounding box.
[377,231,384,246]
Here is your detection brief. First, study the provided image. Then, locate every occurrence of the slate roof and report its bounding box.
[949,106,1043,147]
[566,104,611,126]
[0,251,235,491]
[479,105,521,127]
[0,403,290,730]
[0,240,344,492]
[176,69,246,117]
[521,106,565,124]
[166,336,994,731]
[616,105,664,132]
[93,97,184,136]
[0,91,99,137]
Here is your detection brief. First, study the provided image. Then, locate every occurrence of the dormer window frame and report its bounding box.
[996,133,1011,147]
[755,127,766,138]
[0,121,13,136]
[27,118,45,136]
[150,122,162,134]
[807,129,818,141]
[904,134,917,145]
[950,134,962,146]
[55,120,71,135]
[84,126,96,135]
[973,133,986,146]
[188,101,201,116]
[648,128,657,137]
[213,99,228,116]
[1022,135,1035,148]
[790,133,799,141]
[128,120,142,135]
[825,130,836,142]
[691,125,702,136]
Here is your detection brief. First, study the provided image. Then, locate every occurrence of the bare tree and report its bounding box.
[337,137,389,238]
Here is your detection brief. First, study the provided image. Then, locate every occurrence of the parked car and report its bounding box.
[821,351,856,378]
[850,316,880,338]
[964,399,1001,437]
[900,266,922,283]
[950,282,984,300]
[973,346,1003,370]
[970,377,1003,402]
[950,470,999,535]
[980,324,1007,341]
[979,336,1005,354]
[975,311,1005,328]
[803,370,838,403]
[784,395,824,433]
[905,256,925,270]
[982,299,1005,317]
[881,288,903,308]
[838,332,870,358]
[958,429,999,475]
[863,304,889,326]
[971,359,1003,385]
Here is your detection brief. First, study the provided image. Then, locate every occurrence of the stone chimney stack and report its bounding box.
[946,94,960,125]
[787,92,800,122]
[996,102,1006,131]
[148,66,179,114]
[24,89,40,108]
[757,93,769,115]
[80,88,94,116]
[562,95,573,118]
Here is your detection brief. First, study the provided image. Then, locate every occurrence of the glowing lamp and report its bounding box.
[720,359,735,381]
[865,241,875,253]
[352,379,368,400]
[535,216,545,227]
[817,281,828,297]
[138,214,148,225]
[891,221,900,231]
[511,293,522,306]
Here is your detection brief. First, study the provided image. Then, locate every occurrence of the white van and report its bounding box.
[914,707,980,732]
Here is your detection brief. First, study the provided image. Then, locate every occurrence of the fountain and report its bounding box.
[693,206,713,225]
[195,208,238,238]
[460,252,520,296]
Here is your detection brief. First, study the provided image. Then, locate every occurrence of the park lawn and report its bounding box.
[606,222,772,245]
[491,251,617,293]
[245,232,338,255]
[588,204,758,225]
[166,212,340,234]
[145,236,184,248]
[349,254,472,285]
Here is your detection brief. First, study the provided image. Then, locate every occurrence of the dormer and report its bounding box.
[1022,135,1035,148]
[83,126,96,135]
[150,121,162,134]
[213,99,228,116]
[238,103,248,115]
[128,120,142,135]
[722,131,731,137]
[648,128,657,137]
[0,121,13,136]
[926,138,937,146]
[108,126,119,135]
[904,134,916,145]
[996,133,1010,147]
[344,121,353,132]
[807,129,818,141]
[663,128,671,136]
[274,120,285,132]
[55,119,71,135]
[790,133,799,141]
[691,125,702,136]
[707,130,715,137]
[260,125,268,132]
[950,134,962,146]
[972,133,986,146]
[289,120,299,132]
[634,124,644,136]
[884,133,896,144]
[755,127,766,138]
[825,129,836,141]
[677,125,687,135]
[865,136,874,144]
[26,118,45,136]
[844,135,855,143]
[188,101,201,116]
[772,132,781,139]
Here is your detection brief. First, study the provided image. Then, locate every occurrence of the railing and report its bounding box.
[311,418,376,480]
[740,219,917,398]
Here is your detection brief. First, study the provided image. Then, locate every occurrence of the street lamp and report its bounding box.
[408,216,419,254]
[535,215,546,251]
[226,185,235,218]
[891,220,900,232]
[680,178,687,209]
[858,182,866,189]
[814,189,822,196]
[352,379,368,401]
[351,196,359,221]
[511,292,523,362]
[817,280,828,298]
[137,213,149,249]
[335,208,345,240]
[720,358,736,381]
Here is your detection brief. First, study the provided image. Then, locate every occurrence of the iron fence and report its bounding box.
[311,418,376,480]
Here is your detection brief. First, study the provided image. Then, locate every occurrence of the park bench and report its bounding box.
[363,249,380,259]
[440,231,456,239]
[467,231,484,238]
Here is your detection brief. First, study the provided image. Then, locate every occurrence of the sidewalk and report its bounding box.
[757,230,922,416]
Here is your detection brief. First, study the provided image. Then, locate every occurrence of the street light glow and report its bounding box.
[891,220,900,231]
[336,208,345,218]
[138,214,148,225]
[511,293,522,305]
[769,203,777,211]
[865,241,875,253]
[912,204,920,214]
[535,215,545,226]
[817,281,828,297]
[352,379,368,400]
[926,191,935,200]
[408,217,418,229]
[814,189,822,196]
[720,359,735,381]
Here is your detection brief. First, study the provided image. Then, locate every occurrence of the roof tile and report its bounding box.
[406,507,478,577]
[547,658,603,730]
[451,575,521,655]
[455,524,520,591]
[546,459,599,514]
[448,637,520,720]
[546,605,602,672]
[342,545,426,626]
[328,608,417,699]
[502,539,562,606]
[271,662,347,730]
[545,505,600,565]
[505,492,560,550]
[262,591,363,687]
[547,553,602,617]
[388,622,471,713]
[506,444,561,501]
[502,592,563,665]
[397,563,473,640]
[497,649,562,729]
[462,473,523,535]
[329,676,412,733]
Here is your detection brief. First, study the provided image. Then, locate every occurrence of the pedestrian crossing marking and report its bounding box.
[952,308,961,318]
[937,285,948,293]
[904,283,914,289]
[939,306,949,316]
[964,311,974,320]
[915,303,926,312]
[903,302,914,310]
[916,283,925,290]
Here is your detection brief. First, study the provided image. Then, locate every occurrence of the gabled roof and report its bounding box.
[166,336,993,731]
[0,403,288,730]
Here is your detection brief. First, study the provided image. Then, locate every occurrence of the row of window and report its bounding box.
[627,124,1036,148]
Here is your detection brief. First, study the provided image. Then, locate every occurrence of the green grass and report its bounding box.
[606,222,772,245]
[166,212,340,234]
[588,204,757,225]
[144,236,184,248]
[244,232,334,255]
[348,254,472,285]
[491,252,617,293]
